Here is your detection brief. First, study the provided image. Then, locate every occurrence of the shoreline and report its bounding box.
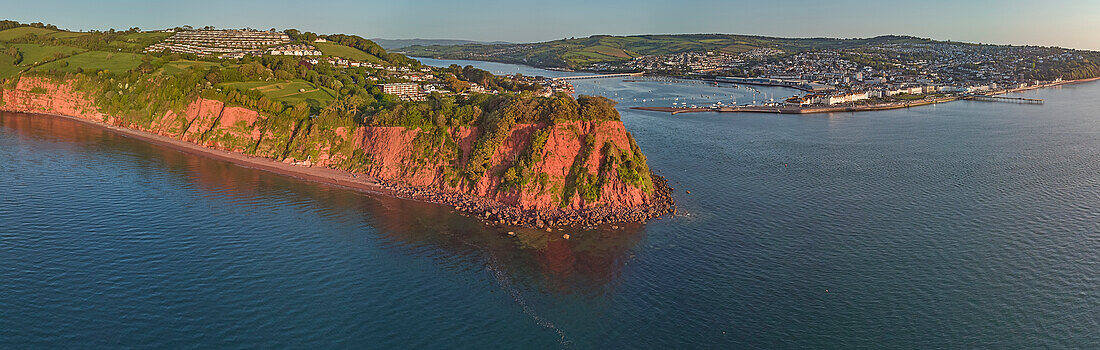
[0,109,675,229]
[631,76,1100,115]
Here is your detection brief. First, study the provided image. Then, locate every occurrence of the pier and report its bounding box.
[962,94,1044,105]
[554,72,644,81]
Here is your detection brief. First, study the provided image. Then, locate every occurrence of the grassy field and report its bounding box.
[313,41,383,63]
[33,51,143,74]
[0,27,59,41]
[0,43,87,78]
[220,79,336,105]
[11,43,86,65]
[0,55,20,78]
[159,60,222,75]
[47,31,88,40]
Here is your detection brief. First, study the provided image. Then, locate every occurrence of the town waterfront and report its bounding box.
[3,58,1100,348]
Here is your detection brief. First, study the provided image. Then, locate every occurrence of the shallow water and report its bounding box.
[2,59,1099,348]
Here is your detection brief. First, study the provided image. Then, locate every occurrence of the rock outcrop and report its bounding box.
[2,76,674,226]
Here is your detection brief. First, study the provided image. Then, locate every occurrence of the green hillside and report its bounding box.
[0,26,60,41]
[402,34,936,69]
[0,54,19,77]
[314,41,384,63]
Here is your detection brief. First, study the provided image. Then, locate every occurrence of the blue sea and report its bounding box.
[2,59,1098,348]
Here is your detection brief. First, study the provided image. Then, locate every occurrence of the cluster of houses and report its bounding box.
[145,29,291,59]
[503,74,575,97]
[268,44,321,56]
[302,57,385,69]
[611,48,786,73]
[784,80,1056,106]
[143,29,574,103]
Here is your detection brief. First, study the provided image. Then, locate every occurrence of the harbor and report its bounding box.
[626,76,1100,115]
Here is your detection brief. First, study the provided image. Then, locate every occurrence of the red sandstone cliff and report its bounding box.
[1,77,659,214]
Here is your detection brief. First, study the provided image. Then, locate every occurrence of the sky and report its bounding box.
[3,0,1100,50]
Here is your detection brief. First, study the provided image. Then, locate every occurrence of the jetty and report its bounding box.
[962,94,1044,105]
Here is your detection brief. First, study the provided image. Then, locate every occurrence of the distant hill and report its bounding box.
[401,34,937,69]
[371,38,511,50]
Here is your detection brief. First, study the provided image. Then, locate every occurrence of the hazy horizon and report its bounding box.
[2,0,1099,50]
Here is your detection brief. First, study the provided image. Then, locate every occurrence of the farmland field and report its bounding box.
[0,44,87,78]
[159,60,222,75]
[33,51,143,74]
[220,79,337,105]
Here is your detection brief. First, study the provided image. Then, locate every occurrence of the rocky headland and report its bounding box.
[1,76,674,228]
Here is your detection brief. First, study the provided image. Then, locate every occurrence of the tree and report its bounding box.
[136,61,155,74]
[577,95,619,121]
[274,70,293,80]
[284,29,301,41]
[444,74,470,92]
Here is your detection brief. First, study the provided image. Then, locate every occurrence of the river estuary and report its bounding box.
[2,58,1098,348]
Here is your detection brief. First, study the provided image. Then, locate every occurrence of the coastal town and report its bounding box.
[408,34,1100,111]
[143,29,575,101]
[591,40,1098,110]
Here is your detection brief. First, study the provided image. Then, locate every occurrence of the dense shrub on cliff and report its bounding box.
[610,134,654,194]
[461,97,524,181]
[64,67,209,127]
[562,135,602,205]
[359,91,627,190]
[499,126,552,191]
[364,92,618,129]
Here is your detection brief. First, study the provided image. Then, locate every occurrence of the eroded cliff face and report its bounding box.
[1,77,657,212]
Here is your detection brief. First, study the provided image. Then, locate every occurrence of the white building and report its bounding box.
[380,83,421,100]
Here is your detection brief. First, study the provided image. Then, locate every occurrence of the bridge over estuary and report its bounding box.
[553,72,644,81]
